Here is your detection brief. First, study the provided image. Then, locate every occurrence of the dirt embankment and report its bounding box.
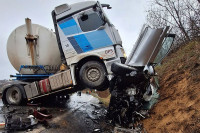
[142,41,200,132]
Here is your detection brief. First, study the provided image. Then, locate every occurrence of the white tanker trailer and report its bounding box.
[7,22,62,75]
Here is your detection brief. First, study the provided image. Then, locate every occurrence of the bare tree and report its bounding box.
[146,0,200,47]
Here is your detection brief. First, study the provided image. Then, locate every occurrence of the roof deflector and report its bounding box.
[55,4,71,15]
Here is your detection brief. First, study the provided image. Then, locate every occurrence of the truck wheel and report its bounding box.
[6,85,23,105]
[79,61,108,90]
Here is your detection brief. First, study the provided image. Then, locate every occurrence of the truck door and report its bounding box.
[73,9,115,53]
[57,15,82,59]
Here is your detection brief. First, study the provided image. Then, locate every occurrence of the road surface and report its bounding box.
[0,93,113,133]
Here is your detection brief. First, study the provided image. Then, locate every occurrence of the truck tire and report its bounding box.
[79,61,108,90]
[5,85,24,105]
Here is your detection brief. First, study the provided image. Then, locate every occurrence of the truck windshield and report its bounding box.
[78,12,104,32]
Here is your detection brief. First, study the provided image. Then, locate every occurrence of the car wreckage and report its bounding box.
[107,25,175,127]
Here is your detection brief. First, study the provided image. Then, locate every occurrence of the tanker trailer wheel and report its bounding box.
[5,85,24,105]
[79,61,108,90]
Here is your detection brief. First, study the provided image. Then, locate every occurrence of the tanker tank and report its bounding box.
[7,19,62,74]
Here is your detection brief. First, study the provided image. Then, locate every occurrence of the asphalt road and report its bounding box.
[0,93,113,133]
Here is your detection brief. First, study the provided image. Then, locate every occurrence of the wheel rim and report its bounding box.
[8,88,19,103]
[87,67,101,82]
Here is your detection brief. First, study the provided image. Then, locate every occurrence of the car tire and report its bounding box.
[79,61,108,90]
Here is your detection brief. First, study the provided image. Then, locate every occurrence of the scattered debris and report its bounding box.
[27,115,38,126]
[27,103,41,106]
[33,109,52,121]
[77,91,81,96]
[0,92,149,132]
[5,114,34,131]
[114,125,144,133]
[93,128,101,132]
[0,122,5,129]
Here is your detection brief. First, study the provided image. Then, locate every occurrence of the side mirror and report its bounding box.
[80,14,88,21]
[101,4,112,9]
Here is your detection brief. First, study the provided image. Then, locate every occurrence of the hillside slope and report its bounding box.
[142,41,200,132]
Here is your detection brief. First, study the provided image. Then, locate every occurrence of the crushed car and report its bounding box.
[107,25,175,128]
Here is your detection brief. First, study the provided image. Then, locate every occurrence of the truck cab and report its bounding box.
[52,1,126,90]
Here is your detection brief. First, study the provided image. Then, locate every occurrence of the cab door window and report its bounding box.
[78,12,104,32]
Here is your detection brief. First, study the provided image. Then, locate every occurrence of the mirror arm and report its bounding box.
[101,4,112,9]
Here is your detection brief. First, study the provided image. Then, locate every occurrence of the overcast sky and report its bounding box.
[0,0,147,79]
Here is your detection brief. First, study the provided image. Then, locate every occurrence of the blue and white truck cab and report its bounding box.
[52,1,126,89]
